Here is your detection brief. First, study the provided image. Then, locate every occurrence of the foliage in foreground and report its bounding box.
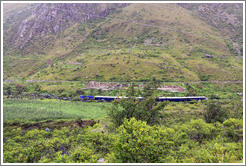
[3,117,243,163]
[115,117,175,162]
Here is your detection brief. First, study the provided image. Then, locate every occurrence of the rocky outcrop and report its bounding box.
[12,3,129,49]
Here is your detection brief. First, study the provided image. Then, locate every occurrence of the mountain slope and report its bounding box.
[3,3,243,82]
[178,3,243,56]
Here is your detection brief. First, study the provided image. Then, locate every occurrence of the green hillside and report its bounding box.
[3,3,243,82]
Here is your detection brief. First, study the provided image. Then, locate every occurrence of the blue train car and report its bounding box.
[79,95,207,102]
[79,95,95,100]
[94,96,118,101]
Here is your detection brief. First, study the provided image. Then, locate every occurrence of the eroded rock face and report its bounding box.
[12,3,129,49]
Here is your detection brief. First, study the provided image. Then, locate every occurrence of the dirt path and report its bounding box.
[4,79,243,84]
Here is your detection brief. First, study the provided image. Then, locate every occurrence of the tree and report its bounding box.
[223,118,243,142]
[175,119,217,145]
[203,101,228,123]
[108,81,167,127]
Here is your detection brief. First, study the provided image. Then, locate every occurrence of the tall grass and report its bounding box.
[3,99,110,122]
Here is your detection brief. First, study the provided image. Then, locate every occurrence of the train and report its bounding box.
[79,95,207,102]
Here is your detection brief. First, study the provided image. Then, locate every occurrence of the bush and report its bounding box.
[203,101,228,123]
[210,94,220,99]
[183,141,243,163]
[114,118,175,163]
[84,123,116,156]
[105,152,117,163]
[16,84,27,94]
[76,89,84,95]
[227,101,243,119]
[175,119,217,144]
[222,118,243,142]
[199,74,209,81]
[70,147,97,163]
[108,82,167,127]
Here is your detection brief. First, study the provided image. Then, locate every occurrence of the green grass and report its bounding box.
[3,99,110,122]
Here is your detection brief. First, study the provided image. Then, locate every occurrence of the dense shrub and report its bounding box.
[222,118,243,142]
[3,117,243,163]
[70,147,97,163]
[175,119,217,144]
[84,124,117,156]
[227,101,243,119]
[114,118,175,163]
[183,141,243,163]
[108,82,167,127]
[3,124,115,163]
[203,101,228,123]
[16,84,27,94]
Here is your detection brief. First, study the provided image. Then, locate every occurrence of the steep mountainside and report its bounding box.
[3,3,243,82]
[178,3,243,56]
[4,3,129,53]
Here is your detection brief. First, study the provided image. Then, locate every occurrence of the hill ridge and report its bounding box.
[3,3,243,82]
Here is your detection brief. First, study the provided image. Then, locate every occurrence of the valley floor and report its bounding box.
[2,96,243,163]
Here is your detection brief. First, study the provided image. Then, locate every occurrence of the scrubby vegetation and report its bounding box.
[108,82,167,127]
[3,115,243,163]
[3,81,243,163]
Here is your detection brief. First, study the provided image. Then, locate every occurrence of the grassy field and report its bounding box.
[3,98,110,122]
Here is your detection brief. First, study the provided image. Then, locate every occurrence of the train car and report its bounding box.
[79,95,207,102]
[79,95,95,100]
[80,95,126,102]
[95,96,133,101]
[157,96,207,102]
[94,96,118,101]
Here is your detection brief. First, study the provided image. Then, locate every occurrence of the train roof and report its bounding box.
[158,96,207,99]
[95,96,126,98]
[94,96,207,98]
[95,96,143,99]
[93,96,207,99]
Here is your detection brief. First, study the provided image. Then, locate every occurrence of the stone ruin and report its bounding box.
[157,85,186,93]
[86,81,185,93]
[86,81,132,90]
